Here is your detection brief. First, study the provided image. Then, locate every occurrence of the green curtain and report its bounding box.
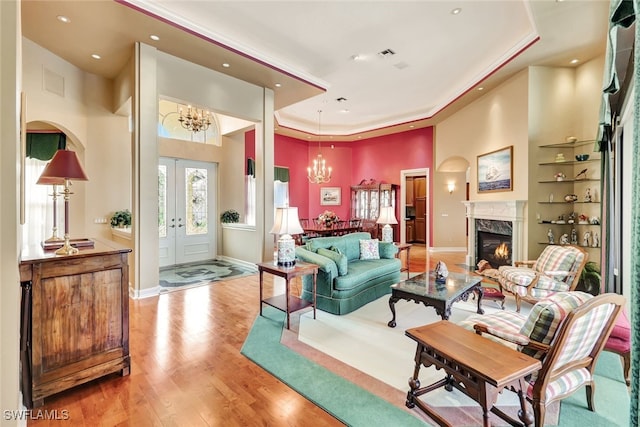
[26,132,66,160]
[245,158,290,182]
[598,2,638,425]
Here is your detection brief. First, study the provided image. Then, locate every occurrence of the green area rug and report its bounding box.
[241,307,630,426]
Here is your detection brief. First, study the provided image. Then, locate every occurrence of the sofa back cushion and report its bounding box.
[519,291,593,360]
[307,232,372,261]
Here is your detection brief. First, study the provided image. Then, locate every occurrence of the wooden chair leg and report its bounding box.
[533,401,545,427]
[622,352,631,387]
[586,383,595,411]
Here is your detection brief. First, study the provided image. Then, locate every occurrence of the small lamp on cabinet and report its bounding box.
[376,206,398,243]
[270,206,304,267]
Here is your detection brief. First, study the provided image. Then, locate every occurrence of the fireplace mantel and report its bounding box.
[462,200,527,267]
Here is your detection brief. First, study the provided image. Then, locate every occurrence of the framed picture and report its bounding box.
[477,145,513,193]
[320,187,341,206]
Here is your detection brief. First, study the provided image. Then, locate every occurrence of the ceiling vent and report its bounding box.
[378,48,396,57]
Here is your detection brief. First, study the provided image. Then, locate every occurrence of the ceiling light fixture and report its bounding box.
[570,58,579,64]
[178,104,212,133]
[57,15,71,23]
[275,83,282,88]
[307,110,332,184]
[222,63,230,68]
[451,7,462,15]
[91,54,101,60]
[478,87,484,91]
[150,34,160,41]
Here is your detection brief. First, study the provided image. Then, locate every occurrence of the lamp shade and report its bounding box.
[376,206,398,225]
[40,149,88,181]
[270,207,304,236]
[36,163,65,185]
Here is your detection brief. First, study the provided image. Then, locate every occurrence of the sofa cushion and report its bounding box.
[318,247,348,276]
[334,258,400,291]
[378,241,398,259]
[307,232,372,261]
[359,239,380,260]
[534,245,583,282]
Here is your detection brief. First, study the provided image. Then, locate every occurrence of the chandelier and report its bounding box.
[307,110,332,183]
[178,105,212,133]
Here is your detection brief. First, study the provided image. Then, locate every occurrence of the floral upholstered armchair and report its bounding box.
[497,244,588,312]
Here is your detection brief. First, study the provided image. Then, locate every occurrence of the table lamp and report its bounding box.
[36,167,65,243]
[270,206,303,267]
[376,206,398,243]
[39,149,89,255]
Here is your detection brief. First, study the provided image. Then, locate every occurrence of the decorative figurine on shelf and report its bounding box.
[564,194,578,203]
[592,232,600,248]
[584,187,592,202]
[555,153,566,162]
[556,214,566,224]
[554,172,566,181]
[549,193,554,203]
[583,231,591,247]
[590,216,600,225]
[571,228,578,245]
[560,233,570,245]
[434,261,449,284]
[568,212,576,224]
[575,168,588,180]
[578,213,589,224]
[548,228,555,244]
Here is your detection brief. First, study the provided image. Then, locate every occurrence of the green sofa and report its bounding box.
[295,232,401,315]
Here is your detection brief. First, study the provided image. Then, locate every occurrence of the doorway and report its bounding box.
[159,157,217,267]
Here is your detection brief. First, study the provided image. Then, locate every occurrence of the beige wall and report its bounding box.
[434,70,530,249]
[1,1,22,422]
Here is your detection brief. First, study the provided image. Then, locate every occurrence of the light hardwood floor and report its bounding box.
[27,248,467,426]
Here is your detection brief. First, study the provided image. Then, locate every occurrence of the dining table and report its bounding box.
[302,223,362,237]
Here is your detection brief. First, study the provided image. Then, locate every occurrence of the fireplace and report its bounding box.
[463,200,526,268]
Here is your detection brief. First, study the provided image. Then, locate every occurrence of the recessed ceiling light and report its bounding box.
[275,83,282,88]
[340,109,349,113]
[351,54,365,61]
[570,58,579,64]
[222,63,230,68]
[451,7,462,15]
[91,54,101,60]
[57,15,71,24]
[409,125,415,128]
[149,34,160,41]
[477,87,484,91]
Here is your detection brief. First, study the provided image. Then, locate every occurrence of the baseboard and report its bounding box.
[129,285,161,299]
[216,255,258,272]
[429,246,467,253]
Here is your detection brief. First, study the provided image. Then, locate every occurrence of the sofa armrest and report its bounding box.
[379,242,399,259]
[295,247,338,278]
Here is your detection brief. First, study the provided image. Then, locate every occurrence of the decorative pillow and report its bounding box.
[359,239,380,260]
[318,248,348,276]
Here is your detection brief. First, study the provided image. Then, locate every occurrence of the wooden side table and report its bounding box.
[257,261,318,329]
[394,243,412,279]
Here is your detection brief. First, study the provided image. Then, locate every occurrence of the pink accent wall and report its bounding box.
[244,129,255,175]
[274,127,434,244]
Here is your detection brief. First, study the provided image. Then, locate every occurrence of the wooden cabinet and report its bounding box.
[415,199,427,244]
[350,183,399,240]
[406,177,414,206]
[414,177,426,198]
[19,239,131,408]
[406,220,415,242]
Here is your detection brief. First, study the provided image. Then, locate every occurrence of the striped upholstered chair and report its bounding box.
[498,245,588,312]
[460,291,625,427]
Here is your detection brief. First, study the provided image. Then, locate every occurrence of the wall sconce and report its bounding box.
[447,182,456,194]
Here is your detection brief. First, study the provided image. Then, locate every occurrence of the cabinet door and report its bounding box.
[406,178,414,206]
[406,221,415,242]
[414,177,426,198]
[414,197,426,243]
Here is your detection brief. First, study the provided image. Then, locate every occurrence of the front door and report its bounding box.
[159,158,216,267]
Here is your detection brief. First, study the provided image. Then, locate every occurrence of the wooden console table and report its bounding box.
[405,321,541,427]
[257,261,318,329]
[19,238,131,408]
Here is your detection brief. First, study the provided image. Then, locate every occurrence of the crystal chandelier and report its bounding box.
[178,105,212,133]
[307,110,332,183]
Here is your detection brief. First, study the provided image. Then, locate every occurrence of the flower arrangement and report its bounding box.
[318,210,339,227]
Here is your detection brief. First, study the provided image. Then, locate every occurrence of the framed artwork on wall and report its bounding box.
[477,146,513,193]
[320,187,341,206]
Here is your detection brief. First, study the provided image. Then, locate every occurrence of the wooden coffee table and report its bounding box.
[405,321,541,427]
[388,271,483,327]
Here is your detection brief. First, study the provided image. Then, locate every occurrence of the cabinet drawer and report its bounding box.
[39,254,124,278]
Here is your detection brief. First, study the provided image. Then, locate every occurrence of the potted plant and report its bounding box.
[576,261,601,296]
[220,209,240,223]
[110,209,132,228]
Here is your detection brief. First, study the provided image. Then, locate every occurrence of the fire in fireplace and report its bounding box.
[477,231,512,268]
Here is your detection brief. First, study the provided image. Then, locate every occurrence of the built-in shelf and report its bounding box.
[538,179,599,183]
[539,139,596,148]
[537,242,600,248]
[537,201,600,205]
[538,160,598,166]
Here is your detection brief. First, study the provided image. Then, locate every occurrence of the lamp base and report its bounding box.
[276,234,296,268]
[55,237,79,255]
[381,224,394,243]
[45,227,64,243]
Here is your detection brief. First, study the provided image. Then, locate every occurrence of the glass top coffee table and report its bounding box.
[388,271,484,327]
